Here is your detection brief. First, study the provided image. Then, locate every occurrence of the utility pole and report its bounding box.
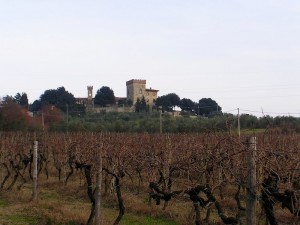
[237,108,240,138]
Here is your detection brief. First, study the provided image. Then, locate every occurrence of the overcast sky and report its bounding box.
[1,0,300,117]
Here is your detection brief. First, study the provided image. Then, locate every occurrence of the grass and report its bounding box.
[0,174,240,225]
[120,214,179,225]
[0,166,295,225]
[4,215,39,224]
[0,175,181,225]
[0,198,8,207]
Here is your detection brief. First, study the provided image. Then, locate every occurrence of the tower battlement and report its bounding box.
[126,79,146,85]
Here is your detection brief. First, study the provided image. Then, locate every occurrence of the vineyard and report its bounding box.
[0,131,299,225]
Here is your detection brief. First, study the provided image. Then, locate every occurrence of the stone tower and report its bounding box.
[126,79,146,105]
[87,86,93,106]
[126,79,158,106]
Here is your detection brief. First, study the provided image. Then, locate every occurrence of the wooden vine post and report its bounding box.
[246,136,257,225]
[32,136,38,201]
[94,147,102,225]
[0,143,3,185]
[194,201,201,225]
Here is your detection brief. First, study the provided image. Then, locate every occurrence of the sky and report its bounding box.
[1,0,300,117]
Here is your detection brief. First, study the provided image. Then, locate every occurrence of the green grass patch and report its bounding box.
[41,191,60,200]
[46,218,78,225]
[5,215,38,224]
[120,214,178,225]
[0,199,8,207]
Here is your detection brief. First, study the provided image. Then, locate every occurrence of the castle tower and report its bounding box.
[126,79,146,105]
[87,86,93,106]
[126,79,159,107]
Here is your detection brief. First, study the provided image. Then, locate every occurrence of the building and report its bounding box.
[126,79,159,107]
[76,79,159,112]
[76,86,94,108]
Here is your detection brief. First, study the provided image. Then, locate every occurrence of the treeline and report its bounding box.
[1,99,300,132]
[1,85,223,118]
[49,112,300,134]
[1,106,300,133]
[1,86,300,133]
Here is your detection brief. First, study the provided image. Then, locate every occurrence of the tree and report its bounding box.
[30,100,42,112]
[41,105,63,127]
[135,98,141,112]
[20,93,29,108]
[117,98,126,106]
[126,99,133,107]
[156,93,180,112]
[239,114,259,129]
[56,87,76,109]
[2,92,29,108]
[155,95,170,112]
[2,95,14,104]
[135,96,147,112]
[14,93,22,104]
[166,93,180,110]
[117,98,133,107]
[179,98,195,112]
[40,89,56,105]
[94,86,115,107]
[0,101,32,130]
[39,87,76,112]
[196,98,222,116]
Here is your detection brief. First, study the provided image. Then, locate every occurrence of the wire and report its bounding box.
[222,109,237,113]
[239,108,300,116]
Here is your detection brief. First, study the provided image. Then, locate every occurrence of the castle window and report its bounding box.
[139,89,142,94]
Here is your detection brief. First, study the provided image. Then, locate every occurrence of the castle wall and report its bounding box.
[87,105,134,113]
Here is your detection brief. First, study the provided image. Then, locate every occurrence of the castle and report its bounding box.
[76,79,159,110]
[126,79,158,107]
